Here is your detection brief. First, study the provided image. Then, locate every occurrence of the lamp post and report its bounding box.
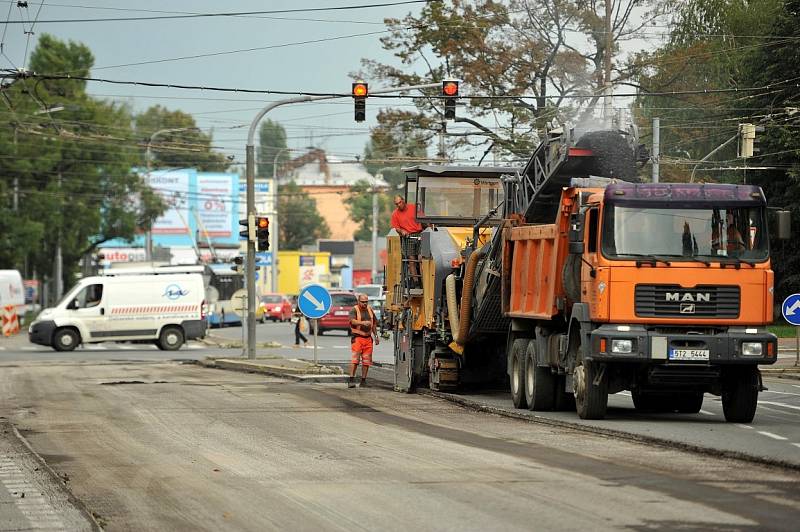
[144,126,200,261]
[271,147,290,293]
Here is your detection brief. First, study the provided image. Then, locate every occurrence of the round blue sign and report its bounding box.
[782,294,800,326]
[297,284,332,319]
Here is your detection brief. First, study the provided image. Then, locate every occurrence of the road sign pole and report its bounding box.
[313,319,318,367]
[795,327,799,367]
[781,294,800,367]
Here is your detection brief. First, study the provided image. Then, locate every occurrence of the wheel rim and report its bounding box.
[166,332,179,346]
[512,357,521,395]
[574,364,586,404]
[526,361,534,397]
[61,333,74,347]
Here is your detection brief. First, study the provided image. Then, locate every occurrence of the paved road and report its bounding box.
[1,360,798,530]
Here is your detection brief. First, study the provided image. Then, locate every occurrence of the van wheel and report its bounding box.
[158,326,184,351]
[53,328,80,352]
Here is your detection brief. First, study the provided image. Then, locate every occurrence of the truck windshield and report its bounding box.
[416,176,502,225]
[602,205,768,262]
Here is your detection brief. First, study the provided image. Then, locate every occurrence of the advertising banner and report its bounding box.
[197,175,235,238]
[146,170,191,235]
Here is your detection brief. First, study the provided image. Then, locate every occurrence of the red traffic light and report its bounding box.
[352,82,368,98]
[442,80,459,97]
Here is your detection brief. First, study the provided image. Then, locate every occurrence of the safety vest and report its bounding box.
[350,305,375,338]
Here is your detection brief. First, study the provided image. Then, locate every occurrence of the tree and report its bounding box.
[135,105,229,172]
[360,0,669,160]
[277,181,330,250]
[343,180,394,241]
[0,34,164,296]
[363,118,429,189]
[257,120,290,179]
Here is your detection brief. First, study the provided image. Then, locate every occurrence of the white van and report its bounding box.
[0,269,25,317]
[28,273,206,351]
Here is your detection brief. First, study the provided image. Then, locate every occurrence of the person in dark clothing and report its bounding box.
[293,308,308,347]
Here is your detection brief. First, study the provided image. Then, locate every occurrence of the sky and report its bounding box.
[0,0,430,168]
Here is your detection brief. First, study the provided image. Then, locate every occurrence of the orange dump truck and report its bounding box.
[388,126,790,422]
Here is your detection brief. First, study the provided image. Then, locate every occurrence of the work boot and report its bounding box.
[347,377,356,389]
[359,378,368,388]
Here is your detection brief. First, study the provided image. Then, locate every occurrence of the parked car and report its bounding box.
[259,293,293,323]
[317,291,358,334]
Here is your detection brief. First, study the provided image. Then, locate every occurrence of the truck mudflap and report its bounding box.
[586,325,778,365]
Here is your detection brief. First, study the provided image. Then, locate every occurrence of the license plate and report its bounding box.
[669,349,709,361]
[334,310,349,316]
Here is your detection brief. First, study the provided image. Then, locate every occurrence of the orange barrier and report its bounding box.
[2,305,20,336]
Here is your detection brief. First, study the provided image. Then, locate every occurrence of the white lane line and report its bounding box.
[762,389,800,397]
[186,344,204,350]
[698,409,716,416]
[757,431,789,441]
[758,400,800,412]
[792,443,800,449]
[81,345,107,351]
[616,391,632,397]
[736,424,754,430]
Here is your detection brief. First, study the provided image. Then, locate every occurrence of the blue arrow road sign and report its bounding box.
[782,294,800,326]
[298,284,332,319]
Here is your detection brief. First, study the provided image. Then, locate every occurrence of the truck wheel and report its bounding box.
[158,326,185,351]
[524,341,554,411]
[53,328,80,352]
[675,392,704,414]
[573,346,608,419]
[510,339,529,409]
[722,367,759,423]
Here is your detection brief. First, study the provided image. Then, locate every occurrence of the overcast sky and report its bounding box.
[1,0,427,168]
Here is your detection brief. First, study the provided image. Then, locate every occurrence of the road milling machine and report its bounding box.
[385,124,790,421]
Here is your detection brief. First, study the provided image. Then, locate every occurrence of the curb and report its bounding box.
[418,389,800,472]
[2,421,103,531]
[197,358,349,383]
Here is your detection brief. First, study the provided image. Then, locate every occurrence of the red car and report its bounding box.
[318,291,358,334]
[259,293,293,323]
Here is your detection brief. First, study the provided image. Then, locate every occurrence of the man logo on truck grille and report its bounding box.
[666,292,710,302]
[680,303,696,314]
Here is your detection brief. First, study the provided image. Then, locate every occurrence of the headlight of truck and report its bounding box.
[741,342,763,356]
[611,339,633,354]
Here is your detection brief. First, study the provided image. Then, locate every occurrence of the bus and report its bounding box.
[205,263,245,327]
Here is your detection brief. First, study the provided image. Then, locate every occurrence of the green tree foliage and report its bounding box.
[363,118,429,189]
[343,180,393,242]
[257,120,289,179]
[0,34,164,292]
[135,105,229,172]
[278,181,330,250]
[361,0,669,159]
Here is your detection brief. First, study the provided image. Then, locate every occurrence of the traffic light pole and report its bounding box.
[245,82,439,358]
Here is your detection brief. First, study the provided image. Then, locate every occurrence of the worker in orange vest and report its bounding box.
[348,294,379,388]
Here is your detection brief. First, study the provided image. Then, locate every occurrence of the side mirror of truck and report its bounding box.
[568,214,584,254]
[776,210,791,240]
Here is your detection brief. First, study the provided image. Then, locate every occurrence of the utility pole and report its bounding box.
[271,147,290,293]
[145,127,200,261]
[54,172,63,303]
[244,82,439,358]
[652,117,660,183]
[603,0,614,127]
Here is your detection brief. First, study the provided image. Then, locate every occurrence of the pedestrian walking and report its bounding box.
[293,308,308,347]
[348,294,379,388]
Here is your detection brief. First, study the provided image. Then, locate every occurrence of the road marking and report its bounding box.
[82,345,107,351]
[616,391,632,396]
[792,443,800,449]
[758,400,800,412]
[0,455,64,530]
[757,431,789,441]
[186,344,204,350]
[736,424,754,430]
[698,409,715,416]
[762,389,800,397]
[792,385,800,389]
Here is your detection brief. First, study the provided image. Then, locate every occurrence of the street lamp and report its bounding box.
[144,126,200,261]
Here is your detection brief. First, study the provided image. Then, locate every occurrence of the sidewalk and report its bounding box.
[198,356,349,383]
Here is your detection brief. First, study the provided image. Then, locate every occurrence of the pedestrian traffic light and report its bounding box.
[231,256,244,273]
[256,216,270,251]
[442,80,459,120]
[352,81,368,122]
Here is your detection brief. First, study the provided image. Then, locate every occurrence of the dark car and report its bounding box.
[317,291,358,334]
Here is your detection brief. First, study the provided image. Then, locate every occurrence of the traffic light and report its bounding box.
[442,80,459,120]
[256,216,270,251]
[239,217,250,240]
[231,255,244,273]
[352,81,368,122]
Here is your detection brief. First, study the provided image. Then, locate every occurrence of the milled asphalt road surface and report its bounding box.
[0,360,799,530]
